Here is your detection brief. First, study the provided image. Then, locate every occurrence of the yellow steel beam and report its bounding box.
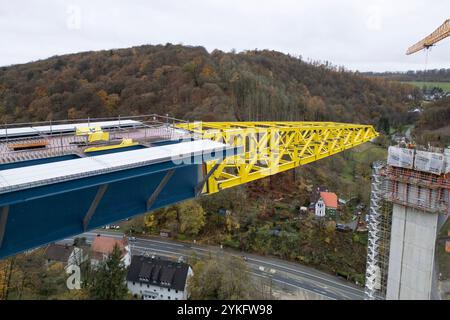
[177,122,379,194]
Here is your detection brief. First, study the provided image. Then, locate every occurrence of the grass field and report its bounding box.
[403,81,450,92]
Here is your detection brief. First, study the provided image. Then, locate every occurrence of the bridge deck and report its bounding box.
[0,139,227,194]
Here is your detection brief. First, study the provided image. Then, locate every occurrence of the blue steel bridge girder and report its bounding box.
[0,147,238,259]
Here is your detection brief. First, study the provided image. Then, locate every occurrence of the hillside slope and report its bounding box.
[0,44,419,126]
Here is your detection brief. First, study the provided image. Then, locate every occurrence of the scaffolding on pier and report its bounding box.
[365,148,450,300]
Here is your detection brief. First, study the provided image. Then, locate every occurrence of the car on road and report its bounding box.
[128,236,136,242]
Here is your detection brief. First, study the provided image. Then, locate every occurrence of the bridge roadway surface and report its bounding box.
[59,230,364,300]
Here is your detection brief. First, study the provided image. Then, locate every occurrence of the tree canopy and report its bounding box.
[0,44,419,128]
[86,244,129,300]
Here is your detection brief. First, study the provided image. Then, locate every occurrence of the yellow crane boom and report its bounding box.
[406,19,450,55]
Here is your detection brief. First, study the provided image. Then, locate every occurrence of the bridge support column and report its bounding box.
[386,204,439,300]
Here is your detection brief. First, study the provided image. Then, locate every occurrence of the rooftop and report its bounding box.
[127,255,190,291]
[320,191,338,209]
[91,235,127,256]
[44,244,75,262]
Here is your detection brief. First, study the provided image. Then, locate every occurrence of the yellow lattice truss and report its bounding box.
[177,122,379,194]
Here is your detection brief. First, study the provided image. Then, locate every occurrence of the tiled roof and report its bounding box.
[91,235,126,256]
[320,191,338,209]
[127,255,190,291]
[44,244,74,262]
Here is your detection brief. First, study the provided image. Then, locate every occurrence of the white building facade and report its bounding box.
[315,199,326,217]
[127,255,193,300]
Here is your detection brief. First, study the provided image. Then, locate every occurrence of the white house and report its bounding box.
[126,255,193,300]
[315,199,326,217]
[314,191,338,218]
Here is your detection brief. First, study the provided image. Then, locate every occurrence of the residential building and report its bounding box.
[127,255,193,300]
[315,199,326,217]
[90,235,131,267]
[44,244,86,273]
[314,191,338,218]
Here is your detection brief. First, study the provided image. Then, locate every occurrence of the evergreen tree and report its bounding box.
[87,244,129,300]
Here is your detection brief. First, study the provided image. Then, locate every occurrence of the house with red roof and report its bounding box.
[90,235,131,267]
[315,191,338,218]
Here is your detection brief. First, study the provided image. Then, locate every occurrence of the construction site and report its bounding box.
[0,11,449,302]
[364,18,450,301]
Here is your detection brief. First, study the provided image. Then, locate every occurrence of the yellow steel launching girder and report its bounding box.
[177,122,379,194]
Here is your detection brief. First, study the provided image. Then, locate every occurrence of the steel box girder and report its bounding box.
[0,146,240,259]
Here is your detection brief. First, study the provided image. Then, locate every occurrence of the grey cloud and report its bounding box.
[0,0,449,71]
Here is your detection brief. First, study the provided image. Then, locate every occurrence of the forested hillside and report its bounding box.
[0,44,419,127]
[415,96,450,146]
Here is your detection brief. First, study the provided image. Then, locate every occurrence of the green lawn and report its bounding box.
[403,81,450,92]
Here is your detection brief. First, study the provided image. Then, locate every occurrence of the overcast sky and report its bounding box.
[1,0,449,71]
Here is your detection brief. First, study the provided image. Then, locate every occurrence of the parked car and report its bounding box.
[336,223,352,232]
[128,236,136,242]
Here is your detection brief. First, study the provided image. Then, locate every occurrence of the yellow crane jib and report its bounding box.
[406,19,450,55]
[177,121,379,194]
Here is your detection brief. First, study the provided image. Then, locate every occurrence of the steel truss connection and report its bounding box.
[178,121,379,194]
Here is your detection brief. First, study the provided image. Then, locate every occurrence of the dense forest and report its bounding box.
[0,44,420,127]
[415,96,450,146]
[364,68,450,82]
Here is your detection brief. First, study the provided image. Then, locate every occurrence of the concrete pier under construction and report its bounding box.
[386,204,439,299]
[365,147,449,300]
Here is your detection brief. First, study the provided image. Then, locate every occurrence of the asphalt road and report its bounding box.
[58,230,365,300]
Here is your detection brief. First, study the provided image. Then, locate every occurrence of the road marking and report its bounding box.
[84,232,123,239]
[131,245,183,256]
[247,256,362,294]
[250,272,336,300]
[189,247,212,252]
[133,238,185,247]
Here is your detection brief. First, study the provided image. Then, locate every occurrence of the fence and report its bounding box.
[0,114,191,164]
